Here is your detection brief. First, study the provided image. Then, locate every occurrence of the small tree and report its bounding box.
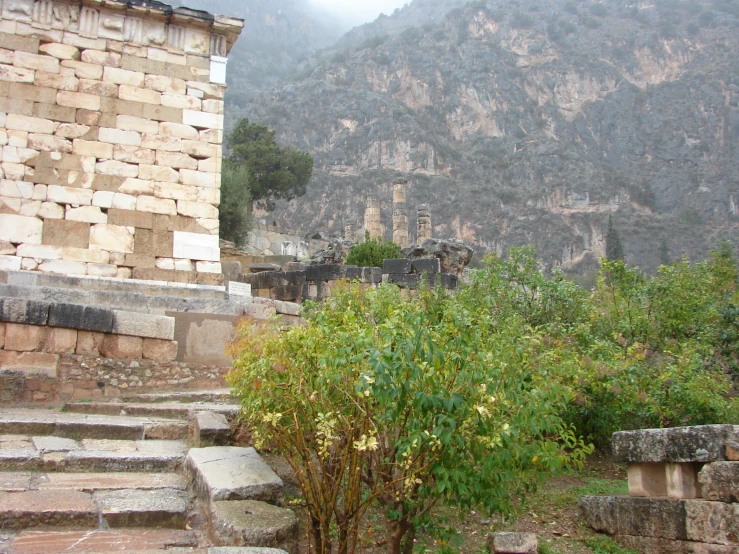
[345,232,402,267]
[606,215,625,262]
[219,165,253,247]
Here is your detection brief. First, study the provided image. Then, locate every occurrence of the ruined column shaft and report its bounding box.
[364,197,382,240]
[392,179,409,247]
[344,220,356,242]
[417,204,432,245]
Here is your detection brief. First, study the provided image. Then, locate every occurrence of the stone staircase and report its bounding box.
[0,391,297,554]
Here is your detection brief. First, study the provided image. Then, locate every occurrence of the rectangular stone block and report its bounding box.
[0,32,39,55]
[57,91,100,111]
[32,102,77,123]
[172,231,219,262]
[61,60,102,80]
[89,224,134,254]
[38,259,88,275]
[102,66,144,87]
[112,311,175,340]
[44,327,78,354]
[107,208,153,229]
[0,298,50,325]
[4,322,46,352]
[100,334,143,359]
[0,63,35,83]
[136,195,177,216]
[0,351,58,377]
[580,496,688,541]
[613,426,737,463]
[667,463,702,500]
[179,169,218,188]
[6,114,54,135]
[42,219,90,249]
[177,200,217,219]
[47,185,93,206]
[628,463,668,498]
[685,500,739,545]
[133,229,173,258]
[34,71,79,91]
[119,85,160,105]
[155,151,197,170]
[75,330,105,356]
[14,51,59,73]
[48,303,114,333]
[383,258,412,274]
[116,115,159,134]
[73,139,113,159]
[99,128,141,147]
[78,78,118,98]
[0,214,43,244]
[697,462,739,502]
[182,110,222,130]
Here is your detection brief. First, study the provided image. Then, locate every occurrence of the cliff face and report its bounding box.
[241,0,739,274]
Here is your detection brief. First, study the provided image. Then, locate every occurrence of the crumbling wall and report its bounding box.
[0,0,243,284]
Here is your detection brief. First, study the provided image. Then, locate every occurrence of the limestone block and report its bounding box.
[13,51,59,73]
[134,229,173,257]
[137,195,177,216]
[38,259,88,275]
[144,75,186,94]
[141,134,181,152]
[60,60,103,80]
[118,178,154,195]
[148,48,186,65]
[34,71,79,91]
[3,162,27,180]
[0,241,16,255]
[16,244,62,260]
[0,255,20,270]
[48,303,114,333]
[102,67,144,87]
[194,411,230,447]
[116,267,131,279]
[76,109,101,126]
[99,128,141,147]
[0,298,50,326]
[183,110,223,130]
[156,257,175,270]
[38,202,64,219]
[177,200,218,219]
[39,43,80,61]
[174,259,194,271]
[92,191,115,209]
[0,179,34,199]
[153,182,198,202]
[113,145,155,165]
[33,185,47,201]
[202,100,224,114]
[198,157,220,173]
[112,311,175,340]
[612,426,737,463]
[19,199,42,217]
[159,122,199,140]
[180,169,219,188]
[196,261,222,274]
[698,462,739,502]
[66,206,107,224]
[76,330,105,356]
[28,134,72,154]
[87,263,117,277]
[198,188,220,205]
[199,129,223,144]
[155,151,197,170]
[107,208,153,229]
[111,193,136,211]
[489,533,538,554]
[61,247,109,264]
[21,257,37,270]
[182,140,218,159]
[161,93,201,110]
[100,334,143,359]
[0,214,43,244]
[43,219,90,248]
[0,351,58,377]
[116,115,159,135]
[141,103,183,123]
[73,139,114,159]
[6,114,55,134]
[47,185,93,205]
[119,85,161,105]
[44,327,78,354]
[185,81,225,100]
[197,218,219,234]
[78,79,119,97]
[55,124,91,139]
[142,338,177,361]
[81,50,121,68]
[95,160,139,178]
[667,463,702,499]
[684,500,739,545]
[187,87,204,98]
[89,224,134,253]
[173,231,219,262]
[57,91,101,110]
[4,322,47,352]
[628,463,667,497]
[209,500,298,553]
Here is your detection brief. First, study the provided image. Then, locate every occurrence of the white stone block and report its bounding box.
[159,122,199,140]
[0,64,34,83]
[199,129,223,144]
[177,200,218,219]
[7,131,28,148]
[39,43,80,60]
[61,247,109,264]
[152,182,197,202]
[47,185,93,206]
[144,75,186,94]
[92,191,115,209]
[118,178,153,195]
[209,56,227,85]
[182,110,223,130]
[179,169,219,188]
[95,160,139,178]
[87,263,118,277]
[55,124,91,139]
[38,202,63,219]
[136,195,177,215]
[2,163,25,180]
[155,151,197,170]
[38,259,87,275]
[103,66,144,87]
[113,145,155,165]
[28,134,72,154]
[0,255,22,271]
[112,193,137,211]
[196,261,222,274]
[66,205,107,224]
[16,244,62,260]
[138,165,179,183]
[198,157,220,173]
[116,115,159,134]
[119,85,161,105]
[202,100,224,114]
[19,200,41,217]
[156,258,175,270]
[57,91,101,110]
[174,258,194,271]
[173,231,219,262]
[161,93,201,110]
[14,51,60,73]
[0,180,33,199]
[197,218,219,234]
[73,140,113,159]
[21,258,37,271]
[141,134,182,152]
[0,214,42,245]
[89,224,134,253]
[187,87,204,98]
[5,114,55,135]
[60,60,103,79]
[99,128,141,147]
[32,185,47,201]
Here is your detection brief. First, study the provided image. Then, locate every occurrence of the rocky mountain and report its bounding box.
[235,0,739,275]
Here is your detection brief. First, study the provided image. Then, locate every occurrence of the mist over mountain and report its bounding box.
[208,0,739,275]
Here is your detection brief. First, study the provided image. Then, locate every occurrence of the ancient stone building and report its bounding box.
[0,0,243,284]
[364,195,381,239]
[392,178,408,247]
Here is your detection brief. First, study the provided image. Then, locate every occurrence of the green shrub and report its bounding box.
[218,165,252,247]
[345,234,402,267]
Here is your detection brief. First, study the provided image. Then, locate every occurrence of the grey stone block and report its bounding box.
[488,532,538,553]
[89,291,150,312]
[186,446,283,503]
[93,488,189,528]
[0,297,50,325]
[685,499,739,545]
[0,283,91,305]
[274,301,300,317]
[612,425,736,463]
[580,496,688,541]
[241,272,288,289]
[194,411,230,447]
[112,311,175,340]
[282,271,306,285]
[305,264,342,282]
[286,262,307,271]
[48,303,113,333]
[362,266,382,283]
[698,462,739,502]
[210,500,298,554]
[31,436,80,453]
[411,258,440,275]
[440,273,458,289]
[387,273,419,288]
[210,549,289,554]
[222,261,242,281]
[250,263,281,273]
[382,258,411,274]
[343,266,362,280]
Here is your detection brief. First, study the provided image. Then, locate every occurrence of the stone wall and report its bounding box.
[242,222,329,258]
[0,0,243,283]
[580,425,739,553]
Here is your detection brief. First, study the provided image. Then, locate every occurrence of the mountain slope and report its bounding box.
[243,0,739,274]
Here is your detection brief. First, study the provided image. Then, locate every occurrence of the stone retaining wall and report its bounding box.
[243,222,329,258]
[0,0,243,283]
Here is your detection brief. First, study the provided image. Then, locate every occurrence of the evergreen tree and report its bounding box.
[659,237,671,266]
[219,165,252,247]
[606,215,625,261]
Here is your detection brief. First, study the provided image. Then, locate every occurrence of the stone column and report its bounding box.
[392,179,409,247]
[364,196,382,240]
[344,219,356,242]
[417,204,432,245]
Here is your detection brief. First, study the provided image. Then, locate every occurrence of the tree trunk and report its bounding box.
[387,518,409,554]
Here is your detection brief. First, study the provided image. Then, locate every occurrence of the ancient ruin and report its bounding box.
[392,178,408,247]
[363,194,381,239]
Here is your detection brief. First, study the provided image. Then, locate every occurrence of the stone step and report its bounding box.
[7,529,200,553]
[186,447,283,504]
[0,472,187,493]
[122,388,237,404]
[64,401,240,421]
[0,409,187,440]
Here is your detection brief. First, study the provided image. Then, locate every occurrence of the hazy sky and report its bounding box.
[309,0,409,26]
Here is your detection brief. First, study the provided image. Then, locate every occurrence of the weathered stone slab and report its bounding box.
[31,436,80,453]
[94,488,189,528]
[0,298,50,325]
[210,500,298,554]
[305,264,343,281]
[47,303,114,333]
[64,450,183,473]
[0,490,97,529]
[699,462,739,502]
[614,535,739,554]
[667,463,702,499]
[411,258,440,275]
[186,446,283,503]
[488,532,538,553]
[36,472,186,492]
[0,472,32,492]
[0,450,41,471]
[193,411,230,447]
[383,258,412,274]
[112,310,175,340]
[249,263,281,273]
[9,529,198,552]
[210,549,290,554]
[685,500,739,545]
[579,496,688,540]
[612,426,736,463]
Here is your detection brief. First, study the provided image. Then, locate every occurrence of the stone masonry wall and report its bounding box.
[0,0,243,283]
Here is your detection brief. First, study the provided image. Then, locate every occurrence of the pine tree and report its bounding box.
[606,215,625,261]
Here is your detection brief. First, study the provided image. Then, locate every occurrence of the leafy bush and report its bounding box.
[345,234,402,267]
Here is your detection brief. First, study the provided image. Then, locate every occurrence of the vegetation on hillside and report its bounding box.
[229,244,738,553]
[345,234,403,267]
